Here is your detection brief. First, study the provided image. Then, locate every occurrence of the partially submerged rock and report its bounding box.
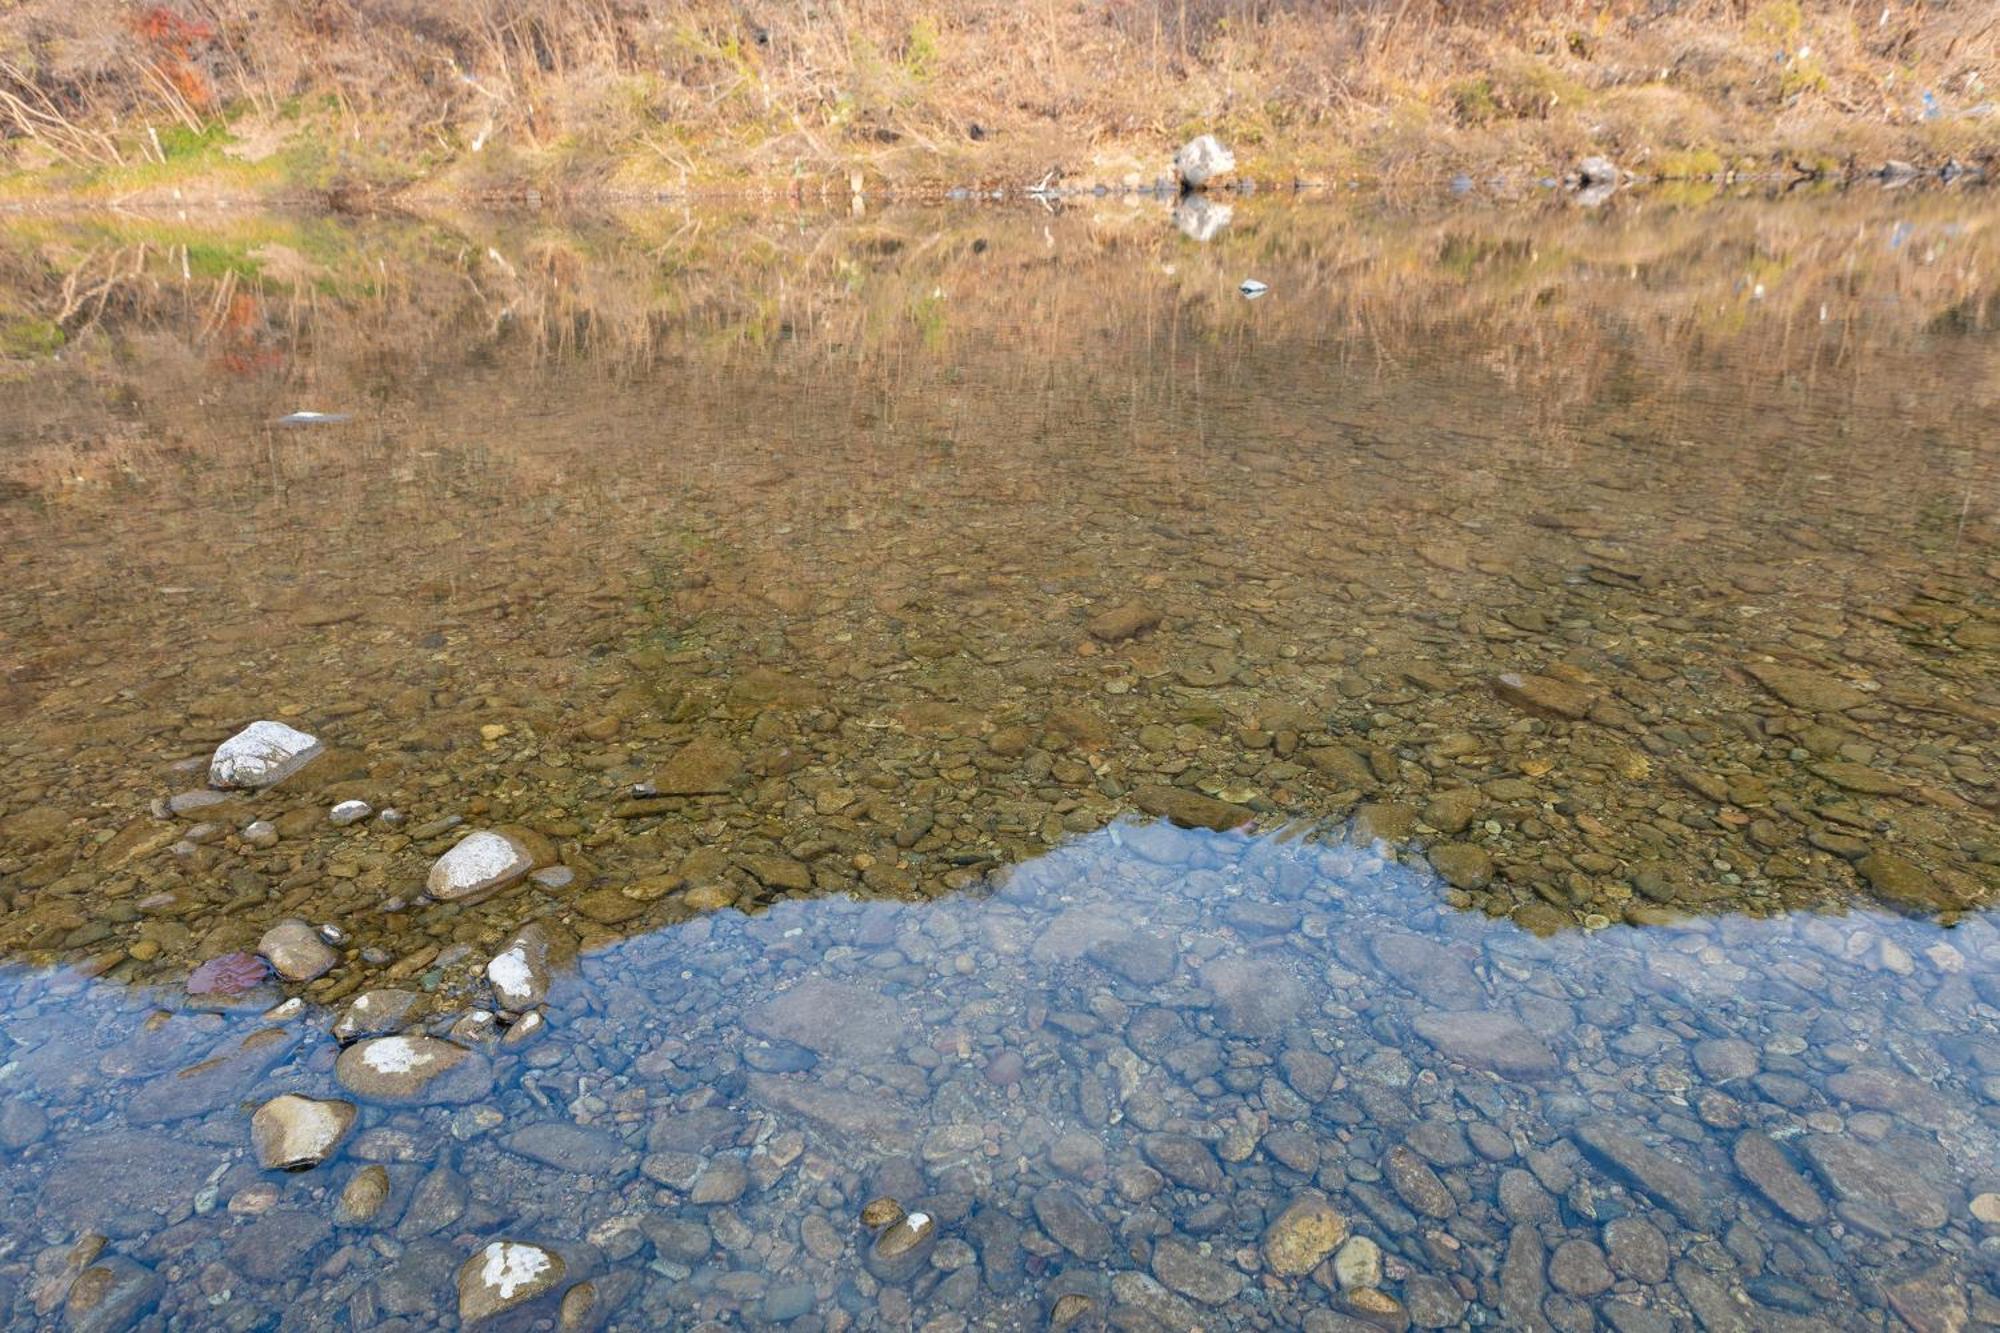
[487,920,573,1010]
[427,830,534,902]
[257,919,337,982]
[209,721,323,789]
[456,1240,565,1324]
[251,1094,356,1170]
[335,1035,492,1104]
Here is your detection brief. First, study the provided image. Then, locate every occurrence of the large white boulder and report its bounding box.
[209,721,323,789]
[1174,135,1236,191]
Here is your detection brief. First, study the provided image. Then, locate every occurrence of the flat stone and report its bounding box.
[258,918,337,982]
[40,1131,218,1238]
[335,1165,392,1225]
[64,1256,162,1333]
[333,989,424,1042]
[1811,761,1905,795]
[1410,1009,1557,1078]
[1492,672,1598,719]
[457,1240,565,1324]
[1033,1184,1110,1261]
[652,735,745,795]
[1133,785,1253,832]
[1548,1239,1614,1297]
[1574,1120,1715,1229]
[210,720,323,789]
[1421,787,1486,833]
[1141,1133,1224,1192]
[1801,1134,1947,1229]
[1745,663,1869,712]
[1856,851,1956,912]
[1370,934,1484,1007]
[1087,928,1180,985]
[335,1036,492,1105]
[1731,1131,1826,1225]
[1603,1216,1669,1284]
[1692,1037,1759,1082]
[427,830,534,902]
[1262,1194,1348,1276]
[1385,1146,1455,1218]
[126,1026,300,1122]
[502,1122,638,1179]
[745,1074,915,1145]
[745,976,913,1060]
[1151,1237,1242,1305]
[1428,842,1493,890]
[1086,602,1162,642]
[1202,957,1307,1037]
[252,1094,356,1170]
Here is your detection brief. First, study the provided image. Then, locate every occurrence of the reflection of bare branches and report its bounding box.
[53,246,151,336]
[0,60,125,167]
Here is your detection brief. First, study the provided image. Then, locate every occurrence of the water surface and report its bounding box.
[0,190,1996,1330]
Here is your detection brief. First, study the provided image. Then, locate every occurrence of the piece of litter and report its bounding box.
[1239,279,1269,298]
[277,411,351,426]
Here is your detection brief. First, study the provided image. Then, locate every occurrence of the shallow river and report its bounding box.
[0,188,1996,1331]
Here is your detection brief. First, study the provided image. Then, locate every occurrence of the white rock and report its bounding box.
[335,1034,492,1104]
[329,800,372,826]
[1240,278,1269,298]
[250,1094,356,1170]
[210,721,323,790]
[485,921,569,1011]
[1174,134,1235,190]
[241,820,279,848]
[427,830,534,902]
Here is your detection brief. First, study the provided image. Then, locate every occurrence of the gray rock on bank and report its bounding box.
[1174,134,1235,191]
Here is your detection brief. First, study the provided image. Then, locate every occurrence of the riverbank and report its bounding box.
[1,1,1995,207]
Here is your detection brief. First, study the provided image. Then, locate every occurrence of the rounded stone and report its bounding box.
[251,1094,356,1170]
[865,1209,937,1282]
[427,830,535,902]
[1264,1194,1349,1276]
[335,1035,492,1105]
[257,919,338,982]
[456,1240,565,1324]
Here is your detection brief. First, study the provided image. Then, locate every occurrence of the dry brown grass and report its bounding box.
[0,1,1994,195]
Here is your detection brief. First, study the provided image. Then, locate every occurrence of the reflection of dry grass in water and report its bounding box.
[0,1,1995,198]
[0,193,1995,504]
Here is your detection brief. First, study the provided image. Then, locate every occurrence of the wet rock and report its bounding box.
[504,1123,639,1179]
[865,1209,937,1282]
[1403,1273,1468,1328]
[1548,1238,1614,1297]
[335,1035,492,1105]
[1134,785,1253,832]
[1884,1265,1970,1333]
[1202,957,1307,1036]
[333,989,424,1042]
[1086,602,1162,642]
[1744,663,1868,712]
[1152,1237,1242,1304]
[0,1098,48,1150]
[64,1256,161,1333]
[1033,1184,1111,1261]
[186,951,271,998]
[257,918,337,982]
[335,1165,392,1225]
[1428,842,1493,890]
[1263,1194,1348,1276]
[652,735,744,794]
[1801,1133,1946,1228]
[1333,1234,1382,1290]
[1410,1009,1557,1078]
[329,798,371,825]
[226,1209,333,1282]
[487,921,570,1010]
[251,1093,356,1170]
[127,1027,300,1122]
[1421,787,1486,834]
[41,1131,217,1238]
[1089,928,1180,984]
[1691,1037,1759,1083]
[1492,672,1598,719]
[1174,134,1235,190]
[1590,1222,1664,1292]
[1142,1134,1225,1192]
[427,829,535,902]
[1855,851,1954,912]
[457,1240,565,1324]
[690,1156,749,1203]
[210,720,323,789]
[1730,1130,1826,1225]
[1574,1120,1715,1229]
[1385,1146,1455,1218]
[745,976,912,1059]
[745,1073,915,1143]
